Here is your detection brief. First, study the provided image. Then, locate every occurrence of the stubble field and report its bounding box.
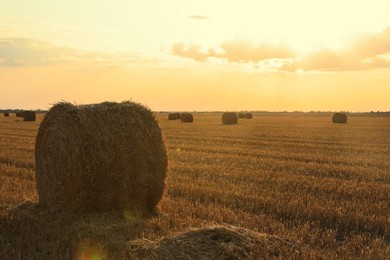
[0,112,389,259]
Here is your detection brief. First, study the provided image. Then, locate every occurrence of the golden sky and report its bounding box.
[1,0,390,111]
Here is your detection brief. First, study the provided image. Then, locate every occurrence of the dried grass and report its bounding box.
[125,225,300,259]
[35,101,168,215]
[238,113,245,119]
[3,112,9,117]
[1,203,303,259]
[0,201,145,259]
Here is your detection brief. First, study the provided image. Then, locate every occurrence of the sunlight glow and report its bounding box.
[0,1,389,111]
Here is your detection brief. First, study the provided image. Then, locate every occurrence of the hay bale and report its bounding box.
[245,113,253,119]
[23,111,36,121]
[35,101,168,215]
[238,113,245,119]
[125,225,299,259]
[16,111,24,117]
[332,113,347,124]
[175,112,181,119]
[3,112,9,117]
[222,112,238,125]
[168,113,177,120]
[168,112,181,120]
[180,112,193,123]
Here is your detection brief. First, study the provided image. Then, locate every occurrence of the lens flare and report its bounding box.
[76,239,106,260]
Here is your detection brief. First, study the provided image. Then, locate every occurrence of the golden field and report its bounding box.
[0,112,389,259]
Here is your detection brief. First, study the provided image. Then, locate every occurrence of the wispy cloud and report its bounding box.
[282,27,390,72]
[0,38,100,67]
[172,26,390,72]
[171,43,211,62]
[0,38,153,68]
[189,15,209,20]
[220,40,295,62]
[172,40,295,63]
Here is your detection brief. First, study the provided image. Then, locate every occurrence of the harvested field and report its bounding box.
[0,113,389,259]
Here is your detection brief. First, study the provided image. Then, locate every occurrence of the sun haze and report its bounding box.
[0,0,390,111]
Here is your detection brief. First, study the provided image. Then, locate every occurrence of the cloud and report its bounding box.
[172,26,390,72]
[351,27,390,59]
[283,26,390,72]
[189,15,209,20]
[0,38,151,68]
[0,38,80,66]
[282,48,343,72]
[171,43,214,62]
[220,40,295,62]
[171,40,296,63]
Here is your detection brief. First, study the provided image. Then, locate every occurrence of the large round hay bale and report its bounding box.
[180,113,193,123]
[238,113,245,119]
[222,112,238,125]
[244,113,253,119]
[35,101,168,215]
[23,111,36,121]
[332,113,347,124]
[3,112,9,117]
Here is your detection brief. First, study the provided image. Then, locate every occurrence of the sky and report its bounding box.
[1,0,390,111]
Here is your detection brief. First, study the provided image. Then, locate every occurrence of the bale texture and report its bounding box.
[222,112,238,125]
[180,112,193,123]
[35,101,168,215]
[3,112,9,117]
[23,111,36,121]
[238,113,245,119]
[332,113,347,124]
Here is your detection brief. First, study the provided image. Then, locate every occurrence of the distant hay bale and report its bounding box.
[23,111,36,121]
[332,113,347,124]
[245,113,253,119]
[16,111,24,117]
[125,225,298,259]
[3,112,9,117]
[168,112,181,120]
[181,112,193,123]
[238,113,245,119]
[168,113,176,120]
[35,101,168,215]
[222,112,238,125]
